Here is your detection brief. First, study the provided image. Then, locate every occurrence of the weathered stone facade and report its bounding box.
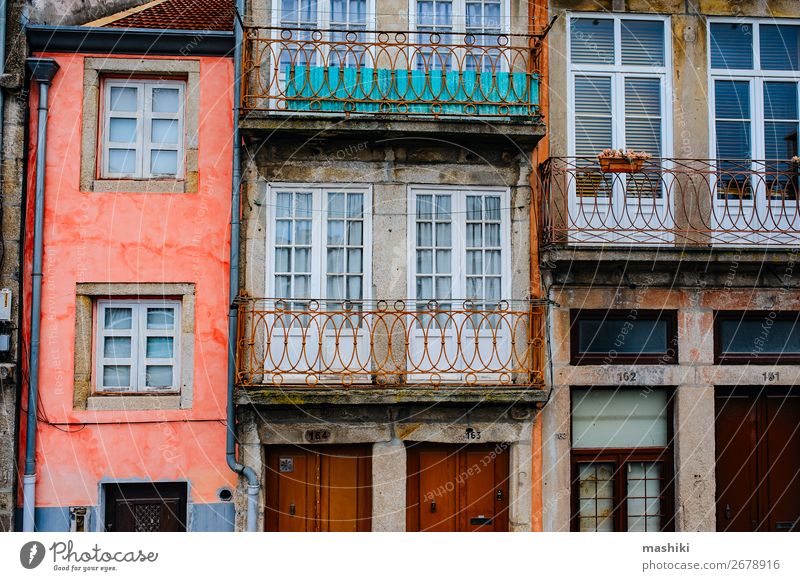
[0,0,30,533]
[541,0,800,532]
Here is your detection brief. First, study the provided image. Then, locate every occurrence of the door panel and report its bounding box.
[407,443,509,532]
[266,445,372,532]
[716,387,800,531]
[104,482,187,532]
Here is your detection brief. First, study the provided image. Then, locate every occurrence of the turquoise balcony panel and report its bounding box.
[282,65,539,117]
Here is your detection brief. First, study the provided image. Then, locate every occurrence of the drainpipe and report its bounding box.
[227,0,259,532]
[22,57,59,533]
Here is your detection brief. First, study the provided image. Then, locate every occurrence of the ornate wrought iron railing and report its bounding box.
[539,157,800,246]
[240,26,541,118]
[235,298,545,388]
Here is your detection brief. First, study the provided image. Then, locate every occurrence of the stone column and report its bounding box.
[371,438,407,531]
[674,384,717,532]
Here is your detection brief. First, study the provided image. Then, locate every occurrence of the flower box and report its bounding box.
[599,157,646,173]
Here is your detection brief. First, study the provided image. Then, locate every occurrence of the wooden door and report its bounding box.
[406,443,509,532]
[716,387,800,531]
[265,445,372,532]
[104,482,187,532]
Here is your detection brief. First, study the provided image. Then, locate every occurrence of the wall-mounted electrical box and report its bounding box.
[0,289,11,321]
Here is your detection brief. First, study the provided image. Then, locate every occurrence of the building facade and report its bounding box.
[18,2,239,531]
[233,0,549,531]
[539,0,800,532]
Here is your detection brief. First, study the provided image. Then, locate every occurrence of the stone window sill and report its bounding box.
[90,179,189,194]
[87,394,182,411]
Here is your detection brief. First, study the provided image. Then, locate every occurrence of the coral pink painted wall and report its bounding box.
[20,53,237,508]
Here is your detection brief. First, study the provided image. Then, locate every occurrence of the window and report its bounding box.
[102,79,185,179]
[710,20,800,198]
[410,188,510,313]
[569,15,669,160]
[570,310,678,365]
[571,389,674,532]
[714,311,800,364]
[269,186,371,309]
[95,300,181,392]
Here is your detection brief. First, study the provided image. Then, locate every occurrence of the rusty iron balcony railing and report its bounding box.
[241,26,541,119]
[235,298,545,388]
[539,157,800,246]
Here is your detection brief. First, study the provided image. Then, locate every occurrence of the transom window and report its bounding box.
[269,186,371,310]
[410,188,510,316]
[102,79,184,179]
[711,20,800,198]
[568,15,669,162]
[570,309,678,365]
[96,300,181,393]
[571,389,673,532]
[714,311,800,364]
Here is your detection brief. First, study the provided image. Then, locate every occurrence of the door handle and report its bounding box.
[724,504,732,520]
[430,501,437,513]
[289,502,296,516]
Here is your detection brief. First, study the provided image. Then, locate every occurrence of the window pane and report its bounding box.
[577,317,669,354]
[110,86,138,112]
[710,23,753,69]
[764,82,798,120]
[151,119,179,144]
[575,76,612,157]
[627,461,662,532]
[327,248,345,273]
[150,149,178,175]
[715,80,751,160]
[625,78,662,155]
[103,365,131,388]
[570,18,614,65]
[145,365,174,388]
[109,118,137,143]
[761,24,800,71]
[146,337,174,359]
[578,462,614,532]
[108,149,136,174]
[147,308,175,330]
[328,220,346,245]
[104,307,132,330]
[347,221,363,245]
[572,389,669,449]
[720,316,800,354]
[621,20,664,66]
[152,88,180,113]
[104,337,131,358]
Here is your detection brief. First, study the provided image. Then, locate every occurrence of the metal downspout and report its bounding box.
[22,58,59,532]
[227,0,259,532]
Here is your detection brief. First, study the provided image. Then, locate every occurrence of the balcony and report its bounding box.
[235,298,545,404]
[239,26,543,140]
[540,157,800,247]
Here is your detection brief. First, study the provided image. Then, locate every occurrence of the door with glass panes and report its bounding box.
[571,389,674,532]
[710,21,800,244]
[267,186,371,381]
[408,187,511,382]
[568,16,671,244]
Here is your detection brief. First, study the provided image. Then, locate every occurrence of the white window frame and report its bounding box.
[265,183,373,303]
[566,12,673,158]
[101,79,185,180]
[708,17,800,163]
[406,185,512,304]
[271,0,378,30]
[408,0,511,35]
[95,300,181,393]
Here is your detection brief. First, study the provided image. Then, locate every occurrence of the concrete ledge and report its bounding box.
[541,245,800,268]
[87,395,181,411]
[236,386,548,406]
[240,115,546,148]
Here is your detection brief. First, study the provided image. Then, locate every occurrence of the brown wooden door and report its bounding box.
[716,387,800,532]
[406,443,509,532]
[265,445,372,532]
[104,483,187,532]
